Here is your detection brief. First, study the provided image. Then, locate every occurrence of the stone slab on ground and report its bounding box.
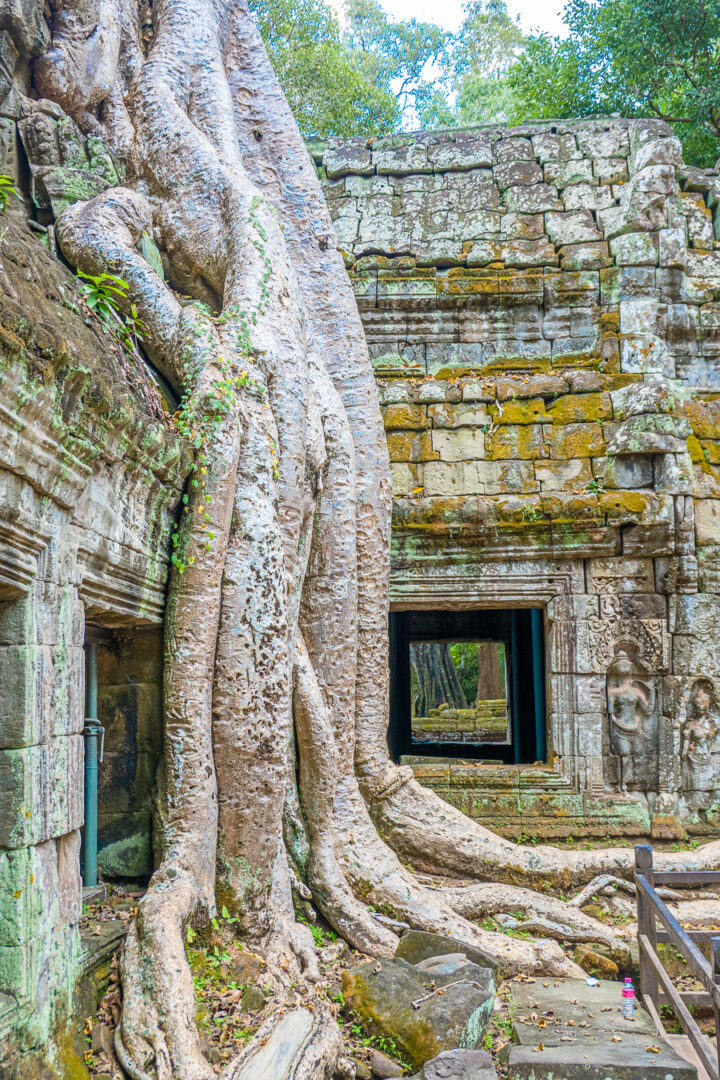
[506,977,697,1080]
[410,1048,499,1079]
[508,977,657,1041]
[507,1039,696,1080]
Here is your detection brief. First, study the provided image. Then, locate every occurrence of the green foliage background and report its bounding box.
[250,0,720,166]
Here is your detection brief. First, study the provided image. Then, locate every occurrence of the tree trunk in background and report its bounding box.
[411,642,467,715]
[476,642,504,701]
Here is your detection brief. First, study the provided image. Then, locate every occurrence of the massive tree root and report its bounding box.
[31,1,720,1076]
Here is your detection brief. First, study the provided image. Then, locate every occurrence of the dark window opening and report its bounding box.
[389,609,546,765]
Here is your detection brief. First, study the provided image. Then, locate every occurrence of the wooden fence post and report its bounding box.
[712,936,720,1074]
[635,844,659,1013]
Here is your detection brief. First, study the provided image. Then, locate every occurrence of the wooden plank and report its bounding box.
[652,872,720,886]
[639,935,720,1080]
[636,847,659,1012]
[659,991,713,1007]
[636,874,720,1010]
[657,930,719,944]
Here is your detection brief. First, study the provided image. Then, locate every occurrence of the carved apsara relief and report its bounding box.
[681,678,720,794]
[605,639,660,793]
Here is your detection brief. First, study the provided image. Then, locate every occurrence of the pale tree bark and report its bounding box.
[28,2,720,1077]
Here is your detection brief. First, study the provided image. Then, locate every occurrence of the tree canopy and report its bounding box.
[250,0,720,167]
[509,0,720,168]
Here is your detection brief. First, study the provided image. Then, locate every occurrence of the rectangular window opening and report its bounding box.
[389,609,546,765]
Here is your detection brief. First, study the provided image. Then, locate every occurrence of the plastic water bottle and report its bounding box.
[621,977,635,1020]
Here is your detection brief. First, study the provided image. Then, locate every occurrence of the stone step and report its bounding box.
[506,978,697,1080]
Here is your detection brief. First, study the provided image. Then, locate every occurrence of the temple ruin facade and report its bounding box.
[0,63,720,1070]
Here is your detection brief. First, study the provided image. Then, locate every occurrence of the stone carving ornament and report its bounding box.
[681,679,720,793]
[606,640,659,793]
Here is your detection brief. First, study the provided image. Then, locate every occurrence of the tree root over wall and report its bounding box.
[30,2,720,1076]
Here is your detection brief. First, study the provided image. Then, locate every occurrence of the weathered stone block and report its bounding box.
[533,458,593,491]
[544,423,606,458]
[391,463,419,496]
[491,398,548,425]
[494,160,542,189]
[494,137,533,164]
[593,157,629,184]
[576,127,630,159]
[431,429,487,462]
[544,159,595,188]
[564,182,614,211]
[544,271,599,308]
[610,232,658,265]
[488,425,546,460]
[587,556,655,593]
[531,133,579,163]
[547,393,612,425]
[428,403,491,429]
[634,137,683,171]
[559,242,612,270]
[500,213,544,239]
[545,209,600,245]
[503,238,558,268]
[502,184,561,214]
[383,403,427,431]
[695,499,720,544]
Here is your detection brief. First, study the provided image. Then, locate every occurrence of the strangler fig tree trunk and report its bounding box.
[27,2,720,1076]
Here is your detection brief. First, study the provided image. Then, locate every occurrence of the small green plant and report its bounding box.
[520,505,541,523]
[586,478,603,494]
[76,269,147,357]
[0,174,18,213]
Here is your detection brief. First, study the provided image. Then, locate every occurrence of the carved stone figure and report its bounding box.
[606,641,659,793]
[681,679,720,793]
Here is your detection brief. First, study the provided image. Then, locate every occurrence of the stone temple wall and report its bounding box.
[315,119,720,841]
[0,166,188,1075]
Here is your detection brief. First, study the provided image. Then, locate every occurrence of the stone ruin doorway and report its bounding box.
[388,609,546,765]
[82,622,164,887]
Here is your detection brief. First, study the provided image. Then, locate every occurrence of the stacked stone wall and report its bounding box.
[317,120,720,841]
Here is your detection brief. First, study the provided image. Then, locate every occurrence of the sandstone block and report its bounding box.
[383,403,427,431]
[503,238,558,267]
[374,142,431,175]
[531,132,579,162]
[431,429,487,461]
[634,136,683,171]
[489,425,546,460]
[659,227,688,268]
[502,184,561,213]
[610,232,658,265]
[545,209,600,245]
[563,182,614,211]
[426,135,493,171]
[544,159,594,188]
[500,212,544,239]
[493,137,534,163]
[428,403,491,429]
[696,499,720,544]
[547,392,612,424]
[576,127,630,158]
[323,143,374,179]
[545,422,606,458]
[593,157,629,184]
[492,397,549,425]
[559,241,612,270]
[533,458,593,491]
[494,160,542,189]
[391,463,418,496]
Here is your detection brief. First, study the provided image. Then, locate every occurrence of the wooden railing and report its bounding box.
[635,844,720,1080]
